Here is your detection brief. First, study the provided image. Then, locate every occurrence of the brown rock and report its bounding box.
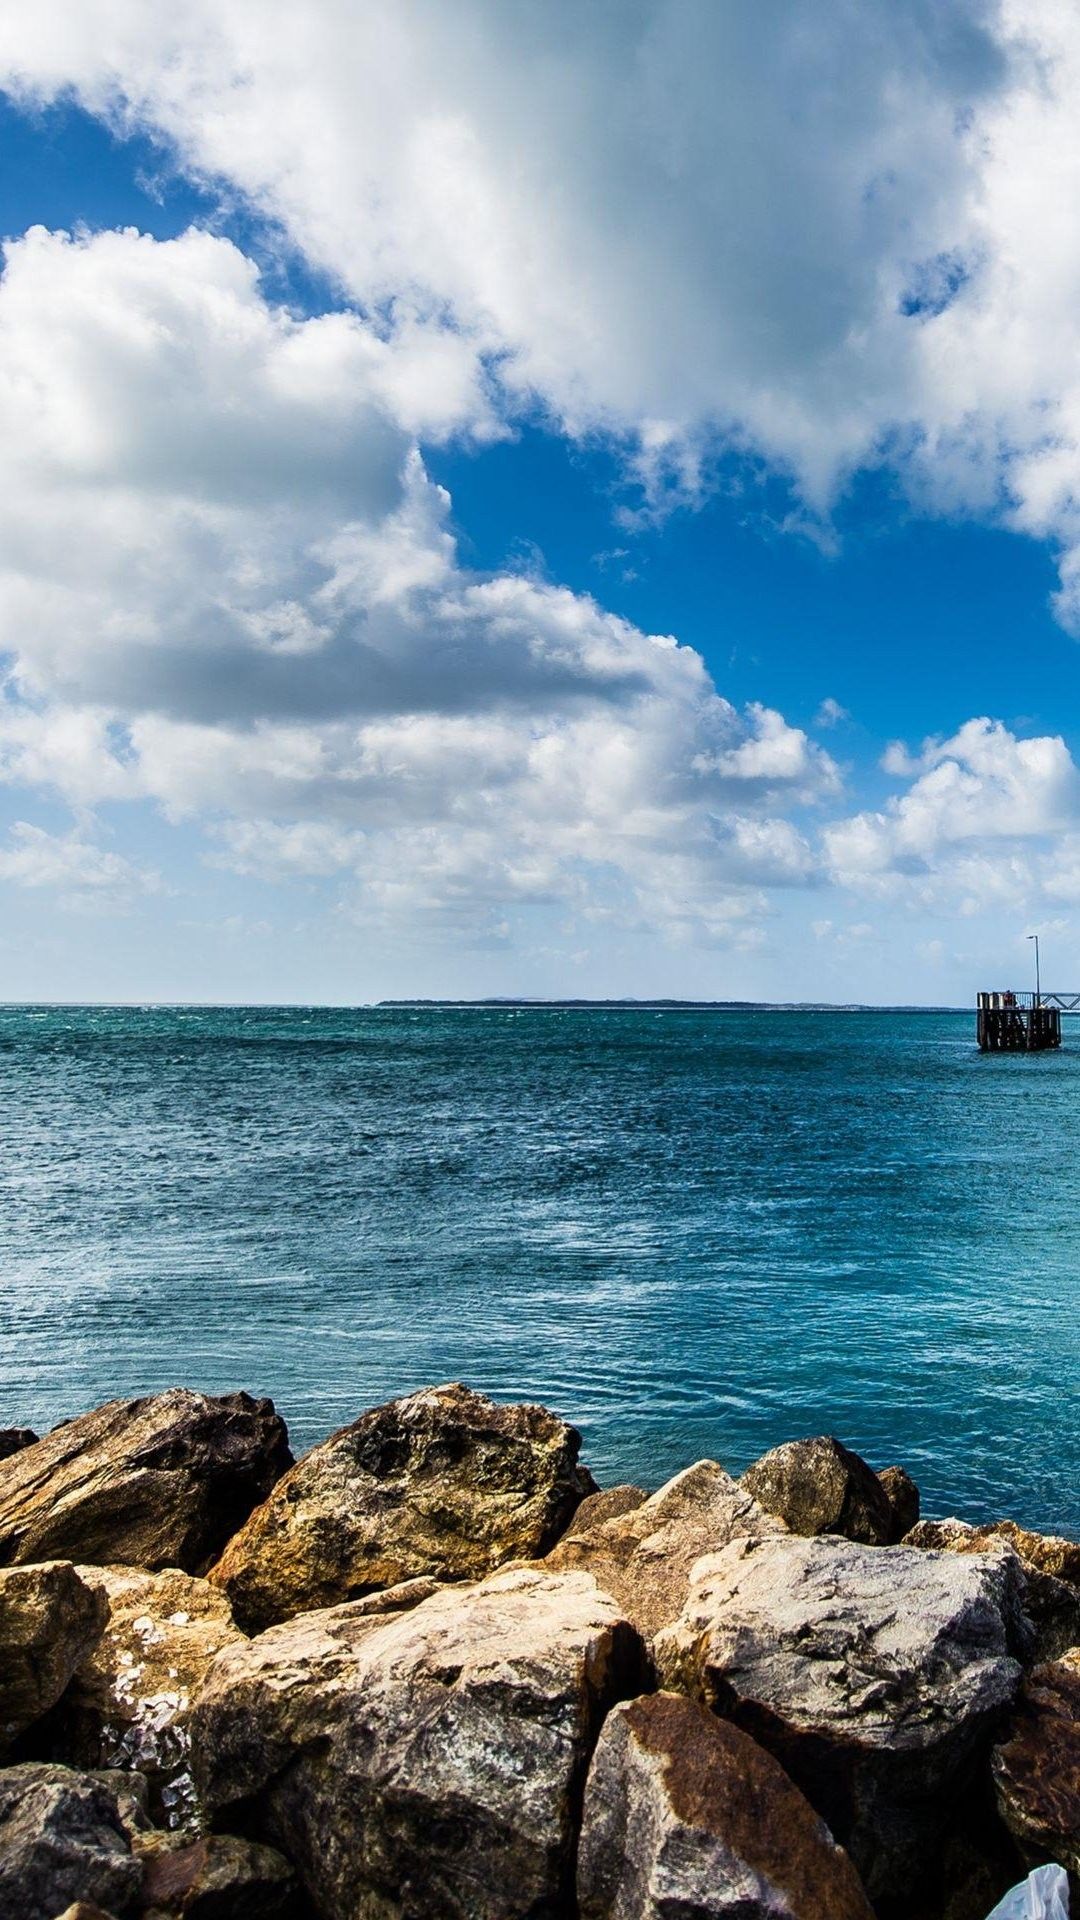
[993,1658,1080,1874]
[742,1436,893,1544]
[577,1690,874,1919]
[51,1567,245,1829]
[139,1833,295,1917]
[906,1515,1080,1584]
[52,1907,119,1920]
[571,1485,649,1529]
[191,1565,648,1919]
[878,1464,920,1542]
[905,1517,1080,1662]
[654,1533,1028,1911]
[0,1392,291,1576]
[0,1763,142,1920]
[0,1563,106,1754]
[546,1460,785,1641]
[0,1430,37,1463]
[210,1381,594,1631]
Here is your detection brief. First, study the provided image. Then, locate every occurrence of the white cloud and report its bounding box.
[824,717,1080,911]
[0,224,839,945]
[0,821,158,901]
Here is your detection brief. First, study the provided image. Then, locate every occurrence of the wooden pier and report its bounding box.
[977,991,1062,1052]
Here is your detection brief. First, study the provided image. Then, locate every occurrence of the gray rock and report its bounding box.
[742,1436,893,1544]
[0,1392,291,1575]
[0,1563,106,1755]
[578,1690,874,1919]
[191,1564,648,1919]
[905,1517,1080,1663]
[0,1763,142,1920]
[877,1465,920,1543]
[210,1381,595,1631]
[546,1460,784,1641]
[654,1533,1029,1909]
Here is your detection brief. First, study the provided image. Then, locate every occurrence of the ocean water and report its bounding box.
[1,1003,1077,1534]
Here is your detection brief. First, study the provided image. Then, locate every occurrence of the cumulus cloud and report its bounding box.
[824,718,1080,912]
[0,223,838,942]
[0,822,158,902]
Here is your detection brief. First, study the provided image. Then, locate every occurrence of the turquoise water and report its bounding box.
[1,1004,1077,1533]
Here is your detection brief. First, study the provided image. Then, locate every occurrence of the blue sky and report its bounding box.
[2,3,1080,1003]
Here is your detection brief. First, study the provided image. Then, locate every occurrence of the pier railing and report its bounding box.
[978,990,1080,1011]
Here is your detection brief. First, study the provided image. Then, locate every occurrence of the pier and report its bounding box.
[977,990,1063,1052]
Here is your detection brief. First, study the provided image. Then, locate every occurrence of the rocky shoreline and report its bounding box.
[0,1382,1076,1920]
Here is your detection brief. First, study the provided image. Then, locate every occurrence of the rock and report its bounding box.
[905,1518,1080,1662]
[905,1515,1080,1585]
[0,1563,106,1754]
[0,1430,37,1463]
[52,1905,118,1920]
[654,1533,1028,1910]
[877,1464,920,1543]
[87,1772,151,1841]
[577,1690,874,1919]
[138,1833,295,1917]
[49,1567,245,1829]
[192,1564,647,1919]
[545,1460,785,1641]
[0,1763,142,1920]
[571,1485,649,1529]
[209,1382,595,1631]
[992,1657,1080,1875]
[742,1436,893,1544]
[0,1392,291,1576]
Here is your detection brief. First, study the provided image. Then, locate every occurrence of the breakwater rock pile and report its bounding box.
[0,1384,1077,1920]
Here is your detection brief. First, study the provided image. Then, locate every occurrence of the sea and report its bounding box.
[2,1002,1077,1533]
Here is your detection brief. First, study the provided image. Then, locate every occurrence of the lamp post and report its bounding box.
[1028,932,1041,1005]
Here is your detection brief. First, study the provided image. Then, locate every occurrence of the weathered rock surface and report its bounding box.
[906,1517,1080,1662]
[905,1515,1080,1583]
[992,1657,1080,1875]
[742,1436,894,1544]
[546,1460,785,1641]
[577,1690,874,1920]
[0,1429,38,1463]
[0,1563,106,1755]
[0,1392,291,1575]
[877,1464,920,1543]
[139,1832,296,1917]
[654,1534,1028,1909]
[51,1567,245,1828]
[192,1564,647,1919]
[53,1905,118,1920]
[210,1382,594,1630]
[0,1763,142,1920]
[571,1485,649,1529]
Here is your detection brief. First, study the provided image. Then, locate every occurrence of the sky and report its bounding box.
[3,3,1080,1002]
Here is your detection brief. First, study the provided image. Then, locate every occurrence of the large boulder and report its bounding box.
[138,1832,296,1917]
[191,1564,648,1919]
[210,1382,595,1631]
[49,1568,245,1829]
[0,1393,291,1576]
[992,1655,1080,1876]
[0,1563,106,1754]
[742,1437,893,1545]
[577,1690,874,1919]
[545,1460,785,1642]
[906,1518,1080,1663]
[654,1533,1029,1911]
[0,1763,142,1920]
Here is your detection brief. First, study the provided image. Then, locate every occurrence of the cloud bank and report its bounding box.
[3,2,1080,971]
